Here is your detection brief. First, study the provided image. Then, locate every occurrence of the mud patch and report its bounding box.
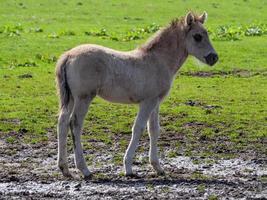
[18,73,33,79]
[184,100,223,113]
[0,131,266,199]
[0,119,21,125]
[181,69,267,78]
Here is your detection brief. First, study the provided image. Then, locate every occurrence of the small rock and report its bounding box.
[9,176,19,182]
[74,182,82,188]
[65,185,70,190]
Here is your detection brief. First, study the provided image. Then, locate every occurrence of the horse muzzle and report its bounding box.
[205,53,218,66]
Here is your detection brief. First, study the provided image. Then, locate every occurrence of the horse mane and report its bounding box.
[139,18,184,52]
[140,13,201,53]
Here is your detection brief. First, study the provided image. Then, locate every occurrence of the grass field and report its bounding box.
[0,0,266,198]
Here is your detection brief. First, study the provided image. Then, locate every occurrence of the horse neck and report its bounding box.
[142,27,188,75]
[157,40,188,75]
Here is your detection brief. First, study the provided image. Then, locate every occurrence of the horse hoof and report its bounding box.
[157,170,165,176]
[84,174,93,180]
[59,165,72,178]
[126,173,140,179]
[61,170,73,178]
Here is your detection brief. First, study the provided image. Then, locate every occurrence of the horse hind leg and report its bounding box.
[57,98,74,177]
[69,94,94,179]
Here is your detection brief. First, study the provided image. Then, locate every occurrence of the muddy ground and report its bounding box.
[0,131,266,200]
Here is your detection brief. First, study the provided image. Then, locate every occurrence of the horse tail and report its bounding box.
[56,54,71,110]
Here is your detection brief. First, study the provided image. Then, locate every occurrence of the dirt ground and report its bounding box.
[0,131,266,200]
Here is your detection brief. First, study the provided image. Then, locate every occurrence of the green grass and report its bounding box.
[208,195,219,200]
[0,0,266,156]
[197,184,206,193]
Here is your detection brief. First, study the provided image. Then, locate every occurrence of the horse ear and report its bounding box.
[185,12,194,26]
[199,11,208,24]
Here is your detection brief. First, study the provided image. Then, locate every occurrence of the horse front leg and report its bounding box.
[124,98,159,176]
[147,105,164,175]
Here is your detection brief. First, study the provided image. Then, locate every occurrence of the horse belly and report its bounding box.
[98,86,141,104]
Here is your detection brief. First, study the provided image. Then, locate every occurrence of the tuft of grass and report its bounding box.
[9,60,37,68]
[212,25,242,41]
[191,171,212,180]
[6,136,16,144]
[260,175,267,183]
[85,28,108,37]
[146,183,155,190]
[84,23,160,42]
[210,23,267,41]
[208,194,219,200]
[167,150,178,158]
[28,27,43,33]
[112,154,123,166]
[47,33,60,38]
[197,184,206,193]
[93,173,109,180]
[35,54,57,63]
[59,30,76,36]
[1,23,23,37]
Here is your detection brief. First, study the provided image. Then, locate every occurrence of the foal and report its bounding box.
[56,12,218,178]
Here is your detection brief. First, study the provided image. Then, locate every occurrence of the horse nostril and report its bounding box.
[205,53,218,66]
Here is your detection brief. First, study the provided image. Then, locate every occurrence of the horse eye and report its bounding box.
[193,34,202,42]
